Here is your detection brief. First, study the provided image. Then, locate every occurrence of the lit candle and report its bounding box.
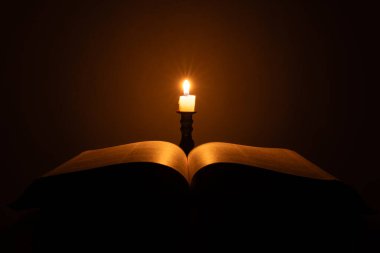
[179,80,196,112]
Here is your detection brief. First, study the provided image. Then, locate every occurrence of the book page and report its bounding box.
[44,141,189,180]
[188,142,335,181]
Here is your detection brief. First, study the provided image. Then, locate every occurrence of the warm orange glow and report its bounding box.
[183,80,190,95]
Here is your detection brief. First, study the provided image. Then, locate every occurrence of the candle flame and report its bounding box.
[183,80,190,95]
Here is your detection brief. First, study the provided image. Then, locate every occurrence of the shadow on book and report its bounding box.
[12,141,367,252]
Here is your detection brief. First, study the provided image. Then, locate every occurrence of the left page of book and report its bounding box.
[44,141,189,180]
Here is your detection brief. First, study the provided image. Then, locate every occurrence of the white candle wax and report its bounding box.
[179,95,196,112]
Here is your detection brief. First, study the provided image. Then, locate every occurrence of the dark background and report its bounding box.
[1,0,378,211]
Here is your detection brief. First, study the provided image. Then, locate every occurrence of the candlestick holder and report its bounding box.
[177,111,196,156]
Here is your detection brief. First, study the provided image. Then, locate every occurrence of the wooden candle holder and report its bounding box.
[177,111,196,156]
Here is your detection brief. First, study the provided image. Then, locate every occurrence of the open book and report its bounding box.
[44,141,335,182]
[13,141,363,252]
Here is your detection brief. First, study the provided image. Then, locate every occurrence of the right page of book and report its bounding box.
[187,142,335,181]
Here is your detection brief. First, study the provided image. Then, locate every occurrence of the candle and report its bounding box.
[179,80,196,112]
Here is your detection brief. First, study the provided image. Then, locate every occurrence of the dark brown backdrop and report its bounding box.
[1,0,378,209]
